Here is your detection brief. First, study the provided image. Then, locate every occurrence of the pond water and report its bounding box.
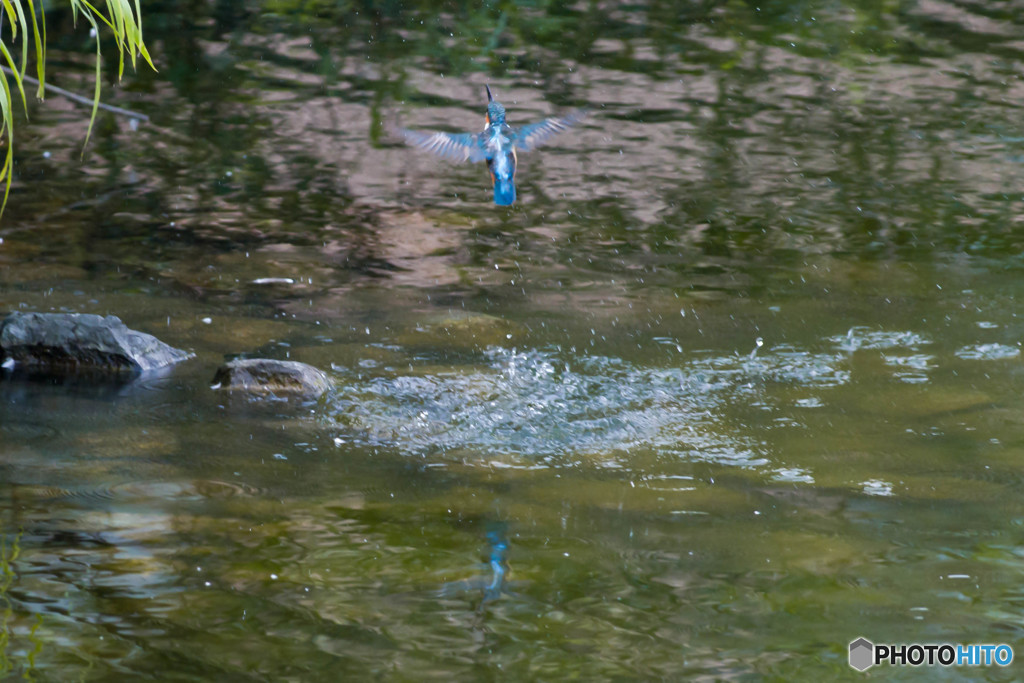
[3,1,1024,679]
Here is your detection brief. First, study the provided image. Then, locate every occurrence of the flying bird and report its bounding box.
[393,85,586,206]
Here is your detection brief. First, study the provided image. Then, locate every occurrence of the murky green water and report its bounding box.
[3,1,1024,680]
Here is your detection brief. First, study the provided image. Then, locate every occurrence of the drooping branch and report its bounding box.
[1,66,148,122]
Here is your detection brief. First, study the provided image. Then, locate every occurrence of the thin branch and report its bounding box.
[1,65,149,122]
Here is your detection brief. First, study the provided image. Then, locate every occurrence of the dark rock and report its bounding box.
[212,358,332,399]
[0,312,193,375]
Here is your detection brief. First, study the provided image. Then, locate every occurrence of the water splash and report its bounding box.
[326,345,852,465]
[830,327,932,352]
[955,343,1020,361]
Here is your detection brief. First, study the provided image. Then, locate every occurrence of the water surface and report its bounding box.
[3,2,1024,680]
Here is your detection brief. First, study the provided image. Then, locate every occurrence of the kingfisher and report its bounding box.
[393,85,586,206]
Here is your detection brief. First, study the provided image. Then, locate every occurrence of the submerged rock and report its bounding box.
[395,310,519,350]
[212,358,332,399]
[0,311,193,375]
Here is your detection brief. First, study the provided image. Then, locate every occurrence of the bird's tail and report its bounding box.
[493,177,516,205]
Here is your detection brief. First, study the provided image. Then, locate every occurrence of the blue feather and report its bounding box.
[493,177,516,205]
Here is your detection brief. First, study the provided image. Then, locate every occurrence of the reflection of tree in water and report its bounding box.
[1,529,41,679]
[9,0,1024,285]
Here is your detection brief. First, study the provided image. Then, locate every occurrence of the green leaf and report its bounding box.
[0,0,17,40]
[0,41,28,117]
[9,0,29,82]
[0,69,13,215]
[28,0,46,99]
[81,10,102,158]
[75,1,116,32]
[6,0,30,115]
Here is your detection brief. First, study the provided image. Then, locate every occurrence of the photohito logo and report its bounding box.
[849,638,1013,671]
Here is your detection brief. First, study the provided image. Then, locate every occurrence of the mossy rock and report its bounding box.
[212,358,332,399]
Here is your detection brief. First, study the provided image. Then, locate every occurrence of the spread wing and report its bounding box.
[393,127,488,163]
[512,109,587,152]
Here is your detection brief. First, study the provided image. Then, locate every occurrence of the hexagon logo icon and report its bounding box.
[849,637,874,671]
